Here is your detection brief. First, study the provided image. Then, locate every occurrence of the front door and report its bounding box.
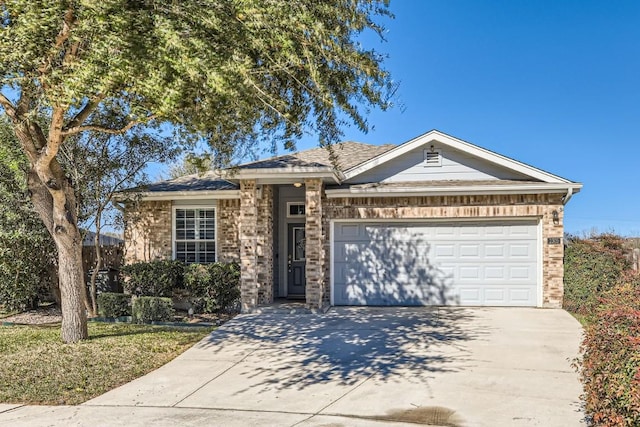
[287,223,306,297]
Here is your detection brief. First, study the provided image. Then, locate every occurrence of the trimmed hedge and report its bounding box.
[132,296,174,324]
[121,260,184,297]
[564,234,630,319]
[578,273,640,426]
[97,292,131,318]
[183,262,240,313]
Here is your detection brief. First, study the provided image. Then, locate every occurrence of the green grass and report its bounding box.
[0,322,214,405]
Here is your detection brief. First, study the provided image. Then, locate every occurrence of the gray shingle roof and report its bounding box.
[142,172,238,192]
[240,142,395,171]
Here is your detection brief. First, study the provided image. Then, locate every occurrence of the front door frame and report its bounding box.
[286,222,306,297]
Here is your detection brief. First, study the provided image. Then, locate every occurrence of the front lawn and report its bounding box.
[0,322,214,405]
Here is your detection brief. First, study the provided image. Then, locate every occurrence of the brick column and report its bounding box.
[305,178,324,308]
[240,180,258,311]
[543,204,565,308]
[256,185,274,304]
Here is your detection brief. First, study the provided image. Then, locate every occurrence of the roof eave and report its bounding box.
[325,183,583,199]
[114,189,241,202]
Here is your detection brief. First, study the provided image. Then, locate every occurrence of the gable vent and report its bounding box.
[424,148,442,167]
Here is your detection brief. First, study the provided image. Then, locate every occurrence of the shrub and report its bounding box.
[97,292,131,318]
[183,262,240,313]
[564,233,630,318]
[131,296,174,324]
[121,260,184,297]
[578,274,640,426]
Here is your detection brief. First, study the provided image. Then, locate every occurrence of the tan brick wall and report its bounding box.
[305,178,325,308]
[124,201,173,264]
[257,185,274,304]
[323,193,565,308]
[239,180,259,310]
[218,199,240,263]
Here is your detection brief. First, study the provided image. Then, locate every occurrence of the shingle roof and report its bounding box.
[240,141,395,171]
[141,172,238,192]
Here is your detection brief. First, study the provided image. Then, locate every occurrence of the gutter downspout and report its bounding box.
[562,187,574,205]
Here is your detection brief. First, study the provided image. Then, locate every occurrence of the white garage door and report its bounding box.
[332,220,539,306]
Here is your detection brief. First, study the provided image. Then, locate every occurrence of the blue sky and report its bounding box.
[156,1,640,236]
[304,0,640,236]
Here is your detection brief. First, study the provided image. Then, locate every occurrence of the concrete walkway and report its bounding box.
[0,307,585,426]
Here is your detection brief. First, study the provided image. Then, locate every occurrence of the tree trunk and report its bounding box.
[26,162,89,343]
[55,226,89,343]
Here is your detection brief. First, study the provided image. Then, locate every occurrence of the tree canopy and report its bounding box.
[0,0,394,342]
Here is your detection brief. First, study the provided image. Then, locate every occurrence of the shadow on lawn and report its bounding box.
[193,306,485,394]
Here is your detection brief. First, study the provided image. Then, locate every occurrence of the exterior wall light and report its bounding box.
[293,182,303,188]
[552,210,560,225]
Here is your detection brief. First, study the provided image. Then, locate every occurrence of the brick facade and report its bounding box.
[124,201,173,263]
[323,193,566,307]
[125,190,566,309]
[256,185,274,305]
[218,199,241,263]
[239,180,259,310]
[305,179,325,309]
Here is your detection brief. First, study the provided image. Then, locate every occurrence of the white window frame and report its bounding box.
[172,205,217,263]
[286,201,306,218]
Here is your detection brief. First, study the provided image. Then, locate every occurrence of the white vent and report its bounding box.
[424,149,442,167]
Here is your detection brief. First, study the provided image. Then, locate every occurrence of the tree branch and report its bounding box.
[63,94,105,132]
[61,116,154,136]
[0,93,17,118]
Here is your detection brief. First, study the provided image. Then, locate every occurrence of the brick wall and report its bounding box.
[305,179,325,308]
[323,193,565,308]
[256,185,274,304]
[123,201,173,264]
[218,199,241,263]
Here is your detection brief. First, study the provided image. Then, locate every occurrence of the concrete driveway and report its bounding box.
[0,307,585,426]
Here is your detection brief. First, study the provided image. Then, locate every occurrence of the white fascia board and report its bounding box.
[343,130,572,184]
[325,183,583,199]
[226,168,336,179]
[116,190,241,202]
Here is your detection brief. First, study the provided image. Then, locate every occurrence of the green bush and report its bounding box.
[131,296,174,324]
[578,274,640,426]
[564,234,630,318]
[183,262,240,313]
[97,292,131,318]
[121,260,184,297]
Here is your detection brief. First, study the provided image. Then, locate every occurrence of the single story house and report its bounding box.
[122,130,582,311]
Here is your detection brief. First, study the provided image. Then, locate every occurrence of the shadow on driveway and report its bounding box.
[192,307,484,393]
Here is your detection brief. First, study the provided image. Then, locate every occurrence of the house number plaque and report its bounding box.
[547,237,562,245]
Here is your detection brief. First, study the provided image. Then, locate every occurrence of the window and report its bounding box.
[174,208,216,263]
[287,202,306,218]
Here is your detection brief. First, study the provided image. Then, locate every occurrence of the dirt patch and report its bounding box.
[345,406,463,426]
[1,306,62,325]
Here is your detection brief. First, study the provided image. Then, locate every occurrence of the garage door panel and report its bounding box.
[333,220,538,307]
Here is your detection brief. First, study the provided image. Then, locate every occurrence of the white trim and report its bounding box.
[330,220,335,306]
[329,217,542,307]
[325,183,583,198]
[171,204,218,263]
[286,201,306,218]
[537,219,544,308]
[343,130,574,184]
[228,168,338,180]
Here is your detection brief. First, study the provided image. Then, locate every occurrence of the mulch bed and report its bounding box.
[1,305,236,326]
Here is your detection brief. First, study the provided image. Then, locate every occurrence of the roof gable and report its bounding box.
[343,130,573,184]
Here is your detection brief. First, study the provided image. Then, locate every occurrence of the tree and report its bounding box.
[60,126,178,316]
[0,0,393,342]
